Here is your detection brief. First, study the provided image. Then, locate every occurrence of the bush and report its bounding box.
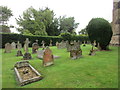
[86,18,113,50]
[1,33,62,48]
[1,33,89,48]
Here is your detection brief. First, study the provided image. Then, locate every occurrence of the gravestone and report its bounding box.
[41,40,45,49]
[23,38,32,60]
[16,41,23,56]
[32,40,39,54]
[4,43,12,53]
[11,42,16,49]
[89,46,96,56]
[56,42,59,48]
[69,41,82,59]
[43,47,54,67]
[83,41,86,46]
[49,40,52,47]
[14,61,43,86]
[37,50,60,59]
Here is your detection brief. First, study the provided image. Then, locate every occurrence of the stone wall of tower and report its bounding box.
[110,0,120,46]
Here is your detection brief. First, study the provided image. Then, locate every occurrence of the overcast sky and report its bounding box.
[1,0,113,34]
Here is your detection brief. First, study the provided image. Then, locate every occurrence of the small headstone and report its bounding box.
[83,41,86,46]
[4,43,12,53]
[11,42,16,49]
[37,50,44,59]
[49,40,52,47]
[43,47,54,67]
[89,46,96,56]
[23,38,32,60]
[41,40,45,49]
[32,40,39,54]
[16,41,23,56]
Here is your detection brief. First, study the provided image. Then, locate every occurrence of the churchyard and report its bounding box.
[2,42,118,88]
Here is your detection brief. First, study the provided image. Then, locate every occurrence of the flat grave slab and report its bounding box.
[14,61,43,86]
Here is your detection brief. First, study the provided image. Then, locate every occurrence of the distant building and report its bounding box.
[110,0,120,46]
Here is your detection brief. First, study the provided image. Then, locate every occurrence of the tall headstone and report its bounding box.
[32,40,39,54]
[43,47,54,67]
[4,43,12,53]
[16,41,23,56]
[23,38,32,60]
[11,42,16,49]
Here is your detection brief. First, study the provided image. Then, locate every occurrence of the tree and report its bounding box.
[78,28,87,35]
[59,16,79,34]
[0,6,13,25]
[86,18,113,50]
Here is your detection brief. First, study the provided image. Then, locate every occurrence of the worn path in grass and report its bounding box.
[2,45,118,88]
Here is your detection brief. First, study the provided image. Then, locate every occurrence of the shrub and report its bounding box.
[1,33,89,48]
[86,18,113,50]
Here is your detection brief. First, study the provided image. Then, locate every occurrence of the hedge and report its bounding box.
[1,33,89,48]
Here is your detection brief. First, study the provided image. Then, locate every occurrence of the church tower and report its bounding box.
[110,0,120,46]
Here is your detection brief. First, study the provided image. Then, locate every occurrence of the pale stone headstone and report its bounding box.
[37,50,44,59]
[23,38,32,60]
[43,47,54,67]
[41,40,45,49]
[32,40,39,54]
[16,41,23,56]
[11,42,16,49]
[49,40,52,47]
[4,43,12,53]
[24,38,30,53]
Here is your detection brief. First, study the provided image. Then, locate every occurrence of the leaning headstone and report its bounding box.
[16,41,23,56]
[23,38,32,60]
[11,42,16,49]
[32,40,39,54]
[4,43,12,53]
[43,47,54,67]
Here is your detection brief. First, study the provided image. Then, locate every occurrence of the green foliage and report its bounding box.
[86,18,113,50]
[0,6,13,25]
[0,25,11,33]
[1,33,89,48]
[1,33,62,48]
[16,7,56,36]
[78,28,88,35]
[59,16,79,34]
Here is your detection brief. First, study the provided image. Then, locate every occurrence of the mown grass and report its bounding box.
[2,45,118,88]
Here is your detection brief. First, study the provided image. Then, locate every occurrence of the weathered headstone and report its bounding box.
[16,41,23,56]
[89,46,96,56]
[41,40,45,49]
[43,47,54,67]
[11,42,16,49]
[23,38,32,60]
[37,50,60,59]
[56,42,59,48]
[32,40,39,54]
[4,43,12,53]
[49,40,52,47]
[69,41,82,59]
[83,41,86,46]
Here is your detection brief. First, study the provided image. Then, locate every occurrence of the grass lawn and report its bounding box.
[1,45,118,88]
